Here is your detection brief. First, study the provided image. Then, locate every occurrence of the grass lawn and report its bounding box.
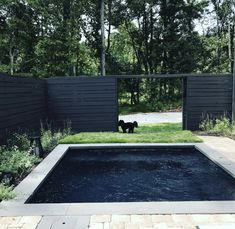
[60,123,202,144]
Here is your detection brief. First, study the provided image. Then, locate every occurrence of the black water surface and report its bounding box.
[28,147,235,203]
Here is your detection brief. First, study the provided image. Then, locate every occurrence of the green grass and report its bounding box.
[60,123,202,144]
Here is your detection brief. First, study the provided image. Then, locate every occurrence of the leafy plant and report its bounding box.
[0,184,15,201]
[40,120,72,153]
[7,133,31,151]
[200,116,233,136]
[0,146,41,182]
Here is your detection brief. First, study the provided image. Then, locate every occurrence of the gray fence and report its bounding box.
[0,73,233,143]
[47,77,118,132]
[183,75,233,130]
[0,74,47,143]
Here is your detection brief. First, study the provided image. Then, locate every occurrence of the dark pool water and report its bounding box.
[28,147,235,203]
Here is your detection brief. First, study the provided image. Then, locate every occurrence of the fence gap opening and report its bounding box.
[117,77,184,130]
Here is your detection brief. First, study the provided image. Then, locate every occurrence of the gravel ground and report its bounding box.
[119,112,182,124]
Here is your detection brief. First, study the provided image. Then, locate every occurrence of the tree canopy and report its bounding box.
[0,0,234,77]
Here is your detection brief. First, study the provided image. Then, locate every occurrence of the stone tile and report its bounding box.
[152,215,173,224]
[6,227,21,229]
[7,223,24,228]
[172,215,193,226]
[131,215,152,227]
[104,223,110,229]
[215,214,235,223]
[125,223,139,229]
[0,205,68,217]
[0,225,8,229]
[191,215,215,224]
[139,227,153,229]
[37,216,89,229]
[196,223,235,229]
[0,224,8,229]
[89,223,104,229]
[18,216,41,225]
[167,227,182,229]
[112,215,131,223]
[0,217,21,225]
[212,215,228,223]
[91,215,111,223]
[153,223,169,229]
[21,224,38,229]
[110,222,125,229]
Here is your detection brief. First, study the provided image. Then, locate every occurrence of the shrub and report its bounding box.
[213,118,232,135]
[0,146,41,183]
[200,116,215,132]
[7,133,30,151]
[0,184,15,201]
[200,116,233,136]
[40,120,72,153]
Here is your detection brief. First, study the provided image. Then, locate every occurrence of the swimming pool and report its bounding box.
[27,146,235,203]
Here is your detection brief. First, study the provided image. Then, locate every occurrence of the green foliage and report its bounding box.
[0,132,42,202]
[119,101,182,115]
[60,123,202,144]
[7,133,30,151]
[0,126,71,202]
[0,146,40,179]
[1,0,234,77]
[40,121,72,153]
[118,77,183,115]
[0,184,15,202]
[200,116,233,136]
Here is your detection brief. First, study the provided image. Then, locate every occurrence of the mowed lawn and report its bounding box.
[60,123,202,144]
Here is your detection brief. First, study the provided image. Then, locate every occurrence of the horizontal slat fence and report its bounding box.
[0,74,47,144]
[184,75,233,130]
[47,77,118,132]
[0,73,234,144]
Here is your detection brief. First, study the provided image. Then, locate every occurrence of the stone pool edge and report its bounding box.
[1,143,235,216]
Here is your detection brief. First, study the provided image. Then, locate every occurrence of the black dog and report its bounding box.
[118,120,138,133]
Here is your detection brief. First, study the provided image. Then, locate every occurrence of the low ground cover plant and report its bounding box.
[199,116,234,137]
[0,137,40,201]
[60,123,202,144]
[0,184,15,201]
[40,121,72,153]
[0,123,71,202]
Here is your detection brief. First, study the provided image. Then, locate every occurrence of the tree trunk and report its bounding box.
[9,46,14,75]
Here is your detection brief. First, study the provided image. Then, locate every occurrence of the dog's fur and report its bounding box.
[118,120,138,133]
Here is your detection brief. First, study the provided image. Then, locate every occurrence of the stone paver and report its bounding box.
[0,216,41,229]
[131,215,152,227]
[89,223,104,229]
[91,215,111,223]
[125,223,139,229]
[110,222,125,229]
[88,215,235,229]
[112,215,131,223]
[199,136,235,163]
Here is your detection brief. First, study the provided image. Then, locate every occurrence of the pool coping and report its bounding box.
[1,143,235,216]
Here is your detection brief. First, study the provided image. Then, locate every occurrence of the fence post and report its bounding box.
[101,0,106,76]
[232,45,235,123]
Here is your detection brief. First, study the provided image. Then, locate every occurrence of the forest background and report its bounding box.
[0,0,234,113]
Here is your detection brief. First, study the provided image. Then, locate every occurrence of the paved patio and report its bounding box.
[0,216,41,229]
[1,214,235,229]
[1,136,235,229]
